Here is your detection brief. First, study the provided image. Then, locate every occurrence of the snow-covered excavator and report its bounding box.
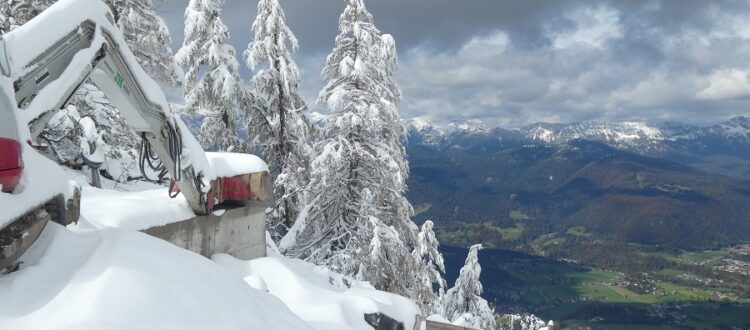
[0,0,271,272]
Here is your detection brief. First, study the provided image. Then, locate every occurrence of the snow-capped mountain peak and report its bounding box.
[714,116,750,138]
[405,117,445,148]
[406,116,750,158]
[521,121,664,147]
[448,119,489,134]
[405,117,433,131]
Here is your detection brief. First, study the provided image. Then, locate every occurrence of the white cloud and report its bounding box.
[461,31,509,54]
[611,72,699,108]
[550,5,623,50]
[696,68,750,100]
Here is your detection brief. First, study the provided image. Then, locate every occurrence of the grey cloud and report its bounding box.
[158,0,750,128]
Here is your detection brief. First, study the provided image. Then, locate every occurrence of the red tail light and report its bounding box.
[221,172,273,203]
[0,137,23,193]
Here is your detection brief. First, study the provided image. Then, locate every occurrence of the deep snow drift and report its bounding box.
[2,203,422,329]
[214,253,421,330]
[69,151,270,231]
[0,223,310,330]
[76,187,195,231]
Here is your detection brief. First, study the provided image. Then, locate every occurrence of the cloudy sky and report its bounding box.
[158,0,750,128]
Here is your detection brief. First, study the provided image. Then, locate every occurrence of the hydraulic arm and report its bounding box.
[4,2,210,214]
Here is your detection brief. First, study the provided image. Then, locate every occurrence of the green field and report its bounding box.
[442,245,750,329]
[498,223,524,241]
[413,203,433,216]
[566,226,591,237]
[501,261,750,328]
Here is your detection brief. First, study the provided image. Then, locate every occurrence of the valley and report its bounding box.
[442,245,750,329]
[409,117,750,328]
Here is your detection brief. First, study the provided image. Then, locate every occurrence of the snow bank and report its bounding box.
[0,223,310,330]
[74,187,194,231]
[206,152,269,177]
[213,253,421,330]
[0,144,70,229]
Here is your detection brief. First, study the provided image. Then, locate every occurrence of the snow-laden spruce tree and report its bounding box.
[0,0,54,33]
[107,0,182,87]
[244,0,312,238]
[413,220,448,314]
[443,244,496,330]
[176,0,243,151]
[280,0,423,300]
[42,84,140,180]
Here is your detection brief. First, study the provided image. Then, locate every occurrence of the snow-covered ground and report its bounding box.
[2,164,421,330]
[76,187,195,231]
[57,166,195,231]
[63,151,270,231]
[214,253,420,330]
[0,223,311,330]
[0,221,421,329]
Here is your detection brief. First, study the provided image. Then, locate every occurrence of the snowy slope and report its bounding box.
[3,166,423,330]
[214,253,421,330]
[0,223,310,330]
[0,222,423,330]
[519,121,667,152]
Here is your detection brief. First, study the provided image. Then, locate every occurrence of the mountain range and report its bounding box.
[404,116,750,251]
[406,116,750,179]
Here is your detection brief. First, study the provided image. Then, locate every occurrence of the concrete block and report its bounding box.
[142,203,267,260]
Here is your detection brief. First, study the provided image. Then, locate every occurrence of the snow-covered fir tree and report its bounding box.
[41,84,140,180]
[496,313,547,330]
[349,188,418,295]
[106,0,182,87]
[176,0,243,151]
[413,220,447,314]
[280,0,426,302]
[443,244,497,330]
[0,0,55,33]
[244,0,312,238]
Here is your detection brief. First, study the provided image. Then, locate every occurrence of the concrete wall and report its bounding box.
[142,203,267,260]
[424,320,476,330]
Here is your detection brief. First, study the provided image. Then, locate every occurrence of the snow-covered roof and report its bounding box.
[205,152,269,178]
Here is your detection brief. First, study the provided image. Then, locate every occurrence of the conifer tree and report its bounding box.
[244,0,312,237]
[443,244,496,329]
[280,0,423,301]
[42,84,140,180]
[0,0,54,33]
[176,0,243,151]
[413,220,448,314]
[107,0,182,87]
